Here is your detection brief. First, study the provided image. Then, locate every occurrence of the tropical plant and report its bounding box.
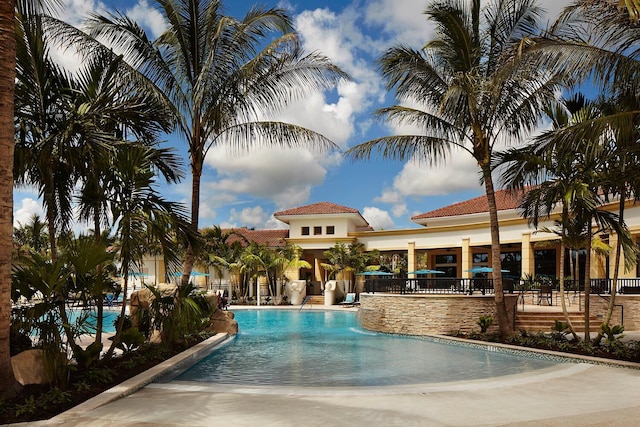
[477,315,494,333]
[104,145,195,358]
[345,0,561,336]
[81,0,347,287]
[13,214,49,256]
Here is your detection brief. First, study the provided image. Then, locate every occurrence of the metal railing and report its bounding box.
[363,278,515,295]
[363,277,640,296]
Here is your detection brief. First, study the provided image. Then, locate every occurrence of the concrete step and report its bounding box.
[515,312,601,332]
[303,295,325,305]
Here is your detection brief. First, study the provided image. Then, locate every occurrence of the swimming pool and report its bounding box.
[67,308,119,334]
[172,310,564,387]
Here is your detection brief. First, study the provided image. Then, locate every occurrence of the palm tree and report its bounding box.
[83,0,348,286]
[104,145,194,358]
[0,0,22,400]
[500,96,636,341]
[14,2,77,259]
[345,0,561,336]
[13,214,49,256]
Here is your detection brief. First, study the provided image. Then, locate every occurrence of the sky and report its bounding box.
[13,0,573,233]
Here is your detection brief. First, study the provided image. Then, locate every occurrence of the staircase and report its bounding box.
[515,311,602,332]
[301,295,325,306]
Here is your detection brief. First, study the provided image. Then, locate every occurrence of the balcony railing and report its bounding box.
[362,278,640,295]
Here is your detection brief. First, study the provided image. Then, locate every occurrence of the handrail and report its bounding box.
[596,294,624,326]
[299,295,310,311]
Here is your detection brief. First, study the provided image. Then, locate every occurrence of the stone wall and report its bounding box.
[359,294,518,335]
[588,295,640,330]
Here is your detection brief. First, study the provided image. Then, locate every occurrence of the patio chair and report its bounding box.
[339,293,358,307]
[537,285,553,306]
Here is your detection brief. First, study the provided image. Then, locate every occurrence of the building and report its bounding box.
[142,189,640,297]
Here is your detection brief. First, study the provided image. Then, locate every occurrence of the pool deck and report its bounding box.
[17,304,640,427]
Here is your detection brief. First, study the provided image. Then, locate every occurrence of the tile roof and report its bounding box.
[412,189,524,220]
[225,228,289,247]
[274,201,360,216]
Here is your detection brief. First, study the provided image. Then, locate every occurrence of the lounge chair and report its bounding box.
[339,293,359,307]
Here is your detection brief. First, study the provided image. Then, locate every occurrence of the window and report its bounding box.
[326,226,335,235]
[534,249,556,277]
[301,226,309,236]
[500,251,522,278]
[473,253,489,263]
[314,226,322,235]
[435,254,457,277]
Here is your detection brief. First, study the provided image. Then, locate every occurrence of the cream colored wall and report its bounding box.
[287,217,351,238]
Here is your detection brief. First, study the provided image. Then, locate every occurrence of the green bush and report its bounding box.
[477,315,494,333]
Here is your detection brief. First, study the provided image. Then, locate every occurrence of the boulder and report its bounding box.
[205,309,238,335]
[11,349,50,385]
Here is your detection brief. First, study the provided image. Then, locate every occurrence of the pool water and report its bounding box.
[173,310,563,387]
[67,308,119,334]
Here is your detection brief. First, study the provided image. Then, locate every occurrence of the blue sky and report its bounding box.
[14,0,572,232]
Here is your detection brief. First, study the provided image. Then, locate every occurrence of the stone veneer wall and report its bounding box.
[588,295,640,330]
[359,294,519,335]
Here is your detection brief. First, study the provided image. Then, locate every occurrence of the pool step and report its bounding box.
[515,312,602,333]
[302,295,325,306]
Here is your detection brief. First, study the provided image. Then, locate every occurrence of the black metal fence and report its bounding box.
[363,277,640,295]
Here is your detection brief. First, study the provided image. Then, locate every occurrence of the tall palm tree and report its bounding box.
[0,0,21,400]
[345,0,561,336]
[83,0,348,286]
[14,2,77,259]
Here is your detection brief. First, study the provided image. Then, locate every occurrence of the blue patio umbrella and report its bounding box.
[356,271,394,276]
[465,267,509,273]
[129,272,149,277]
[169,271,210,277]
[407,269,445,275]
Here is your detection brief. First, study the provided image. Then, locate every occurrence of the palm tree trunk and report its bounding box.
[584,234,592,342]
[559,227,579,340]
[181,134,202,288]
[482,165,513,337]
[105,275,129,359]
[0,0,22,398]
[594,196,625,345]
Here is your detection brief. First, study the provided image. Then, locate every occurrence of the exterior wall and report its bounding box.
[359,294,518,335]
[588,295,640,330]
[287,217,351,239]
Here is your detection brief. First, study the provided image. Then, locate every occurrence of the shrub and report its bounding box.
[477,315,494,333]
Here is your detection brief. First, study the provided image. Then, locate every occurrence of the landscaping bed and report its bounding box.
[0,335,211,425]
[450,330,640,364]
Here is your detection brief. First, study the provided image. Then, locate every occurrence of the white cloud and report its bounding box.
[291,6,386,144]
[126,0,167,39]
[203,146,328,211]
[229,206,269,228]
[362,206,394,230]
[14,198,44,228]
[364,0,433,47]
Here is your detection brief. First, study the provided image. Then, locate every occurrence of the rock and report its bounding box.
[206,309,238,335]
[11,349,50,385]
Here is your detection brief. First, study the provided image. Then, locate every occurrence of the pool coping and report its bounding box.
[49,333,231,423]
[427,333,640,370]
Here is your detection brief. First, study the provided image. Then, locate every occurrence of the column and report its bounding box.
[521,233,534,276]
[461,238,472,279]
[408,241,416,277]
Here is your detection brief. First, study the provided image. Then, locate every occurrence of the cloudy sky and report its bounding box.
[14,0,572,232]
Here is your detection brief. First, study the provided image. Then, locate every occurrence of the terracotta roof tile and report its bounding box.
[225,228,289,247]
[274,201,359,216]
[412,189,524,220]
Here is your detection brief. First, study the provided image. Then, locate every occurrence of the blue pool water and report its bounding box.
[173,310,563,387]
[67,309,119,334]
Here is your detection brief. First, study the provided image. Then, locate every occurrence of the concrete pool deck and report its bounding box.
[20,306,640,427]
